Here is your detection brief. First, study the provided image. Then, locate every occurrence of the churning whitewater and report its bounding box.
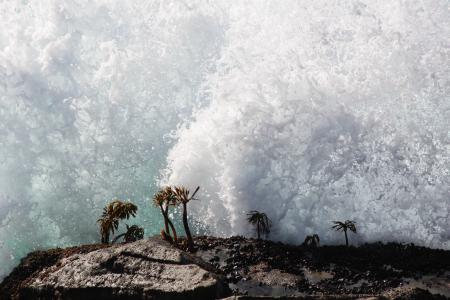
[0,0,449,280]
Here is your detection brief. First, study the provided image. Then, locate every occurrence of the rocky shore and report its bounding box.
[195,236,450,299]
[1,236,449,299]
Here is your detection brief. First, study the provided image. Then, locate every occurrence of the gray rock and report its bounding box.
[20,238,228,300]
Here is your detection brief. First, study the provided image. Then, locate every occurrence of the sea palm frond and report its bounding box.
[173,186,200,204]
[247,210,271,239]
[113,202,137,220]
[111,224,144,243]
[332,221,346,231]
[303,234,320,248]
[124,224,144,242]
[247,210,261,224]
[174,186,190,203]
[153,186,177,207]
[331,220,357,247]
[345,220,357,233]
[97,199,138,244]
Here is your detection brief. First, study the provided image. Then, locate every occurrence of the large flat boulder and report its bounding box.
[20,238,228,300]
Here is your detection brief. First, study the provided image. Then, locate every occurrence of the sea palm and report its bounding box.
[332,220,357,247]
[173,186,200,252]
[303,234,320,248]
[112,224,144,243]
[153,187,178,243]
[97,200,138,244]
[247,210,271,240]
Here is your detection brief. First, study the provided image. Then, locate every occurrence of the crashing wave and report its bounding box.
[0,0,449,280]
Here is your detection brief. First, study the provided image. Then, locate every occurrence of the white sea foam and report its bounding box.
[0,0,449,280]
[162,1,450,248]
[0,0,224,278]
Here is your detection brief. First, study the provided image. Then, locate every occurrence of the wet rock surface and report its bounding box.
[194,236,450,299]
[1,236,449,299]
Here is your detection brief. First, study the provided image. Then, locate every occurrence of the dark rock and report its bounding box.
[384,287,448,300]
[3,236,450,299]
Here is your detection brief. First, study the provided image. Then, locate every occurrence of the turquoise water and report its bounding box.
[1,0,449,280]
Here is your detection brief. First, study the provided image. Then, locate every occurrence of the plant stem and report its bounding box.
[257,222,260,240]
[160,204,177,243]
[102,231,110,244]
[160,205,170,237]
[112,233,126,244]
[167,218,178,243]
[182,202,194,251]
